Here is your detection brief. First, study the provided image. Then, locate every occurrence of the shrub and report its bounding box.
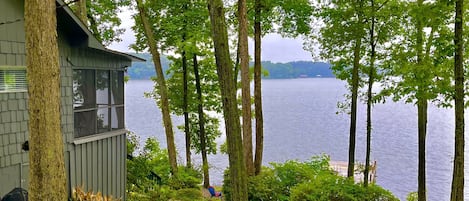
[168,166,203,190]
[126,135,205,201]
[174,188,204,201]
[223,154,333,201]
[289,175,399,201]
[223,154,398,201]
[247,167,284,201]
[407,192,418,201]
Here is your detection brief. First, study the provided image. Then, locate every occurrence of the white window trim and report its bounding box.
[73,129,127,145]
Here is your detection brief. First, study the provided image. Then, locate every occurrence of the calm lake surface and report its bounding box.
[125,78,469,201]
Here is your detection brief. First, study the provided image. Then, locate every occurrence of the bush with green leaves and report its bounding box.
[223,154,398,201]
[289,176,398,201]
[168,166,203,190]
[126,132,205,201]
[406,192,418,201]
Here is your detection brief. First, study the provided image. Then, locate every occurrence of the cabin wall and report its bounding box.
[59,36,131,199]
[0,0,29,196]
[68,134,127,199]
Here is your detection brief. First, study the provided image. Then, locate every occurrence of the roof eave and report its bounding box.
[55,0,145,62]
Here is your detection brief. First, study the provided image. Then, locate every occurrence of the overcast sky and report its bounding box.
[107,10,313,63]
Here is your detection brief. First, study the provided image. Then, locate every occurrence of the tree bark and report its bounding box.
[136,0,178,174]
[182,50,191,168]
[415,1,426,200]
[347,0,363,179]
[450,0,464,200]
[253,0,264,176]
[25,0,67,199]
[348,34,361,179]
[208,0,248,199]
[193,55,210,188]
[238,0,254,176]
[417,97,427,201]
[77,0,87,23]
[364,0,375,186]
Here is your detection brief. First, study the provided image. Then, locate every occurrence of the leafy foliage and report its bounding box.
[290,179,398,201]
[126,132,204,201]
[380,0,454,106]
[66,0,129,46]
[223,154,397,201]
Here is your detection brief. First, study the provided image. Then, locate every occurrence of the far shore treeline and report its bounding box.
[128,53,333,79]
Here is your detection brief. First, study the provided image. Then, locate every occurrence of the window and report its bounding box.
[0,67,27,92]
[73,69,124,138]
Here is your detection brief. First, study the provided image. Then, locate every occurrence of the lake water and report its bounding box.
[125,78,469,201]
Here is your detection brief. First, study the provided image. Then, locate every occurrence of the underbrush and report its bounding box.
[223,155,398,201]
[128,132,398,201]
[126,132,206,201]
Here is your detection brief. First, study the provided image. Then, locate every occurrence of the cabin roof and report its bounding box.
[55,0,145,62]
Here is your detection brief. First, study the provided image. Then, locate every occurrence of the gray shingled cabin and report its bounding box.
[0,0,144,199]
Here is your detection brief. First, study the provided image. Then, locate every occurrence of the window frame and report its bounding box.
[73,68,125,139]
[0,66,27,93]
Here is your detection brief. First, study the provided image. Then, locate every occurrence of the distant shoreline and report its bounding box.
[128,53,335,80]
[126,76,336,80]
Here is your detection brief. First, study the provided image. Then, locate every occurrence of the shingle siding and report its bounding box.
[0,91,29,168]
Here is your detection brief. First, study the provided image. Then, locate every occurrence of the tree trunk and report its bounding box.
[347,0,364,179]
[364,0,375,186]
[253,0,264,176]
[77,0,87,23]
[193,55,210,188]
[415,0,426,200]
[234,40,241,86]
[451,0,464,200]
[136,0,178,174]
[238,0,254,176]
[182,50,191,168]
[348,36,361,179]
[208,0,248,200]
[417,98,427,201]
[25,0,67,199]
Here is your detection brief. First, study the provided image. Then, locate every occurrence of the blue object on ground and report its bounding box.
[208,186,222,197]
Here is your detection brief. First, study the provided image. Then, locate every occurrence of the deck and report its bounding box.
[330,161,377,183]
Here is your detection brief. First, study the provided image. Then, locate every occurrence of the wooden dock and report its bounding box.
[330,161,377,183]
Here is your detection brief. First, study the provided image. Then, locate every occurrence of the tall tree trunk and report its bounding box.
[416,0,426,200]
[238,0,254,176]
[347,0,363,179]
[417,98,427,201]
[25,0,67,199]
[451,0,465,200]
[364,0,375,186]
[253,0,264,176]
[208,0,248,200]
[234,40,241,86]
[77,0,87,23]
[193,55,210,188]
[348,35,361,179]
[136,0,178,175]
[182,50,191,168]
